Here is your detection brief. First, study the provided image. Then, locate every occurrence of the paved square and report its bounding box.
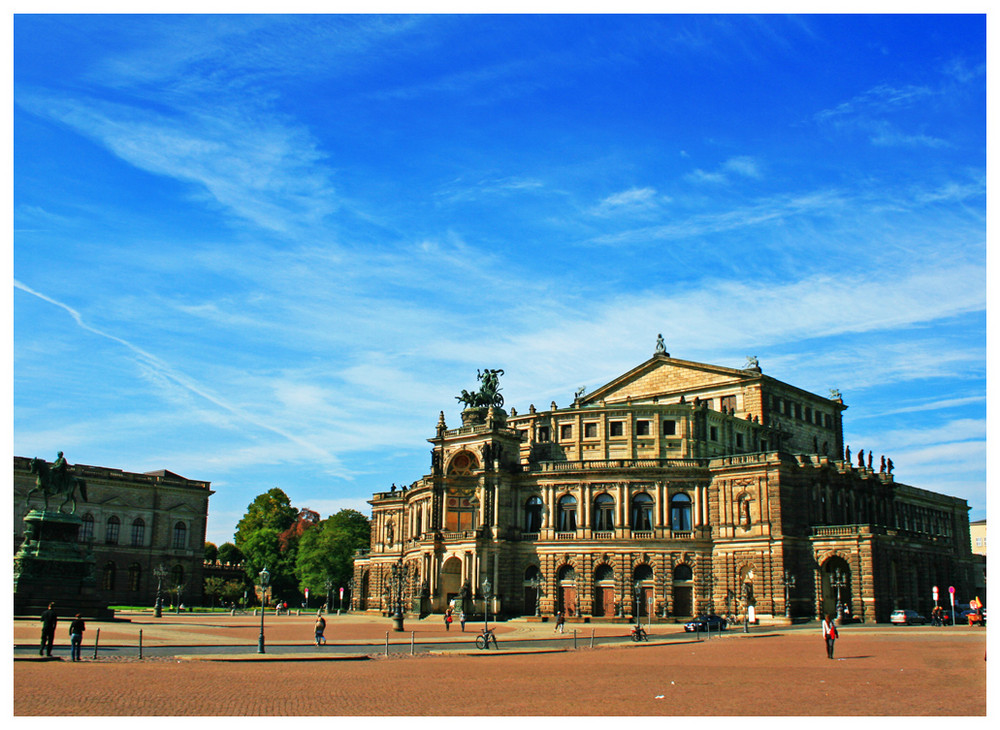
[13,615,987,716]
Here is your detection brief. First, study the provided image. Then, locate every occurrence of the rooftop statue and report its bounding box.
[456,368,505,410]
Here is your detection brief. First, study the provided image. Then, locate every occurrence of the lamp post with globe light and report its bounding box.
[529,575,541,616]
[482,577,492,634]
[782,571,797,619]
[153,564,167,618]
[257,566,270,654]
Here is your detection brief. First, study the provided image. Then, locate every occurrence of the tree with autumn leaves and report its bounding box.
[233,487,369,606]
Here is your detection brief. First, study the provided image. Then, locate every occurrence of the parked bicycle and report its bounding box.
[630,624,648,642]
[475,626,499,650]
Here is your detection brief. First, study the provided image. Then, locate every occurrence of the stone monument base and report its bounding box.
[14,510,114,620]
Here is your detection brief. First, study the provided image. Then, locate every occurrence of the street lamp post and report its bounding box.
[325,577,333,614]
[634,580,642,630]
[782,571,797,619]
[482,577,492,633]
[347,577,356,612]
[391,561,405,631]
[831,569,847,624]
[153,564,167,618]
[257,566,270,654]
[742,583,752,633]
[529,575,541,617]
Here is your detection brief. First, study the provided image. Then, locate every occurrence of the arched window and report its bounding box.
[172,522,187,549]
[670,493,692,531]
[557,564,577,582]
[79,513,94,543]
[524,496,543,533]
[105,516,121,545]
[128,563,142,591]
[631,493,654,531]
[594,564,615,582]
[524,565,542,582]
[593,493,615,531]
[131,518,145,547]
[447,451,479,476]
[102,561,116,590]
[557,495,577,532]
[170,564,185,588]
[634,564,654,582]
[673,564,693,581]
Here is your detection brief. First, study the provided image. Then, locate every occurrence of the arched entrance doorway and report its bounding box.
[359,570,369,611]
[633,564,654,617]
[672,564,693,616]
[441,556,462,608]
[593,564,616,617]
[820,556,853,619]
[557,564,577,616]
[522,565,542,616]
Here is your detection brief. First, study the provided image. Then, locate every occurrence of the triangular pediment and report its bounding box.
[581,354,761,405]
[164,502,197,514]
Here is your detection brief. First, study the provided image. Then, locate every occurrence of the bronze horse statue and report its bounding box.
[27,455,88,514]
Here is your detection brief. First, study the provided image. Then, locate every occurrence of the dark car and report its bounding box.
[684,614,727,632]
[890,609,927,625]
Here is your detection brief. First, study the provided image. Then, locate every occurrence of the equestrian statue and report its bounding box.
[26,451,88,514]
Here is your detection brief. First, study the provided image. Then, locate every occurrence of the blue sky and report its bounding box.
[12,14,986,545]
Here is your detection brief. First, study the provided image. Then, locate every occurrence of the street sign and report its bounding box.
[949,585,955,594]
[933,586,939,601]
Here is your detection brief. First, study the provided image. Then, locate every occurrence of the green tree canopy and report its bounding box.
[217,542,244,566]
[234,489,301,600]
[295,509,371,603]
[204,541,218,562]
[234,488,298,545]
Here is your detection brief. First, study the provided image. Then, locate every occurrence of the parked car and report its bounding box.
[890,609,928,625]
[684,614,727,632]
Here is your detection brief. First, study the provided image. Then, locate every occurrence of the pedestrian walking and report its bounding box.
[822,613,838,659]
[460,610,466,632]
[68,614,86,662]
[39,602,57,657]
[314,614,327,645]
[555,610,565,633]
[444,608,453,631]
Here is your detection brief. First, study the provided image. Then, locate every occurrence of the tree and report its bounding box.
[203,575,224,607]
[204,541,218,562]
[217,542,243,566]
[234,488,299,599]
[295,509,371,606]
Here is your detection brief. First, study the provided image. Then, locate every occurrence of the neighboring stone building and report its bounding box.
[969,519,986,556]
[13,455,213,607]
[354,345,979,623]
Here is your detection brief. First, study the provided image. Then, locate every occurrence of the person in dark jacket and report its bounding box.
[68,614,86,661]
[39,603,57,657]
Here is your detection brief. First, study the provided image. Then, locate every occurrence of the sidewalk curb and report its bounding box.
[176,653,371,662]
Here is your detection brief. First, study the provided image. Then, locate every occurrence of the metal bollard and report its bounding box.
[93,628,100,659]
[139,629,143,659]
[411,631,415,655]
[385,632,389,656]
[573,629,577,650]
[590,629,595,649]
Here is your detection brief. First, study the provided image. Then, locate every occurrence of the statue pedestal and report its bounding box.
[14,510,114,619]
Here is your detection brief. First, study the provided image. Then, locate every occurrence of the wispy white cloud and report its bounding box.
[17,91,338,233]
[684,155,762,186]
[590,187,661,216]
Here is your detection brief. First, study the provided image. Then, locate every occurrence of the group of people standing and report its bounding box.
[39,602,87,662]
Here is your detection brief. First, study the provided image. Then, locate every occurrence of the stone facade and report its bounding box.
[13,456,213,607]
[354,352,978,623]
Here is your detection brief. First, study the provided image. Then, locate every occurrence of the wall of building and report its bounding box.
[14,456,213,607]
